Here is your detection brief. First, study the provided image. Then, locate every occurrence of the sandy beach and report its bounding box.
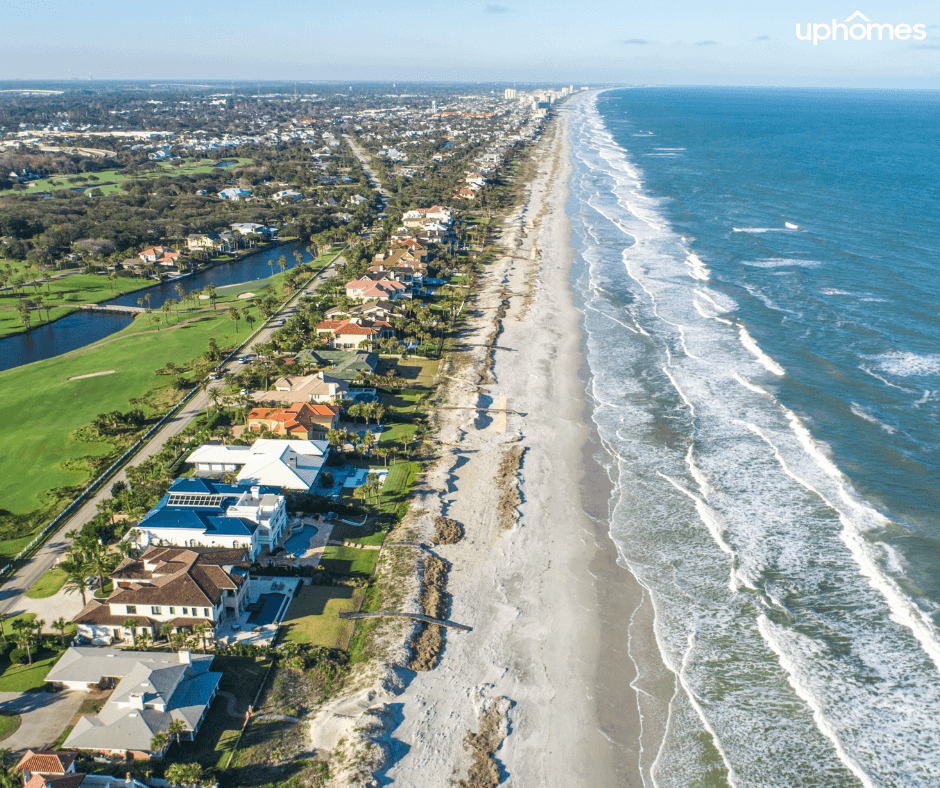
[312,95,653,787]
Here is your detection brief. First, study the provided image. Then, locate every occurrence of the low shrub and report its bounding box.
[9,648,29,665]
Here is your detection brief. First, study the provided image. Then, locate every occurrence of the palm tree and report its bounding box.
[193,622,211,652]
[60,554,94,605]
[86,542,118,593]
[150,731,169,755]
[166,761,202,786]
[167,718,189,744]
[207,387,221,416]
[228,306,240,332]
[52,617,69,646]
[0,610,7,643]
[161,622,174,643]
[11,619,35,664]
[123,617,140,642]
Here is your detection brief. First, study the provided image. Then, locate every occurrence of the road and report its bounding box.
[343,134,389,208]
[0,253,343,616]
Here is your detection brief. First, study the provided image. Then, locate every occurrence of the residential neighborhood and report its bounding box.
[0,79,565,787]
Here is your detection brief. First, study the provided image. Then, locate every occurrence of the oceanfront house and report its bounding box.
[72,547,251,644]
[48,647,221,758]
[186,438,330,491]
[314,317,394,351]
[129,478,287,557]
[293,349,378,381]
[218,187,252,201]
[138,246,180,266]
[344,278,407,302]
[14,752,149,788]
[246,402,339,440]
[325,301,400,322]
[253,371,350,405]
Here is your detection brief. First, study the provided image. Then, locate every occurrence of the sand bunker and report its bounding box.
[68,370,116,380]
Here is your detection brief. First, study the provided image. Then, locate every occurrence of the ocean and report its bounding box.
[567,88,940,787]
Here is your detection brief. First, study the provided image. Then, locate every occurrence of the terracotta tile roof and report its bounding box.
[248,403,337,436]
[15,751,75,774]
[92,547,250,612]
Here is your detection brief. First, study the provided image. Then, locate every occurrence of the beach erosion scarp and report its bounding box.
[310,95,651,787]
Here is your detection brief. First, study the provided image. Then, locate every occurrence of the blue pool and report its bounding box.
[246,593,285,626]
[284,525,317,557]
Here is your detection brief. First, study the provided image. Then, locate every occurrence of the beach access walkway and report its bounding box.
[338,610,472,632]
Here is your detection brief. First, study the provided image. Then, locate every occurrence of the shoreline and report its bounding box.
[315,95,655,786]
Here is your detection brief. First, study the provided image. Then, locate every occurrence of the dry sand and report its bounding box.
[314,97,652,787]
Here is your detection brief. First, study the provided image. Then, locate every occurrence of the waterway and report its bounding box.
[0,240,310,373]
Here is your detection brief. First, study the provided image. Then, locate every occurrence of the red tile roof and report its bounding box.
[16,751,75,775]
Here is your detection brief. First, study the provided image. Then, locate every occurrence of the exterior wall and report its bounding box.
[134,527,258,559]
[111,601,222,622]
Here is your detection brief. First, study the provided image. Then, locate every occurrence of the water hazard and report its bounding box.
[0,241,310,373]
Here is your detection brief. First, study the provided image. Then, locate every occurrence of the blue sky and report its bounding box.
[1,0,938,86]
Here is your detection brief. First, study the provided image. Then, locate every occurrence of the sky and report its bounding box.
[1,0,938,87]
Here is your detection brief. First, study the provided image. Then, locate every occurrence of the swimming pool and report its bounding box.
[246,593,285,626]
[284,525,318,557]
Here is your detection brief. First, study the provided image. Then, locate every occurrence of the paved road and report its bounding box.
[343,134,389,208]
[0,252,344,616]
[0,690,85,752]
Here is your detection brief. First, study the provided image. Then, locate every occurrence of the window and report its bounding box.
[151,606,161,615]
[182,607,188,616]
[126,605,137,614]
[169,607,175,615]
[204,608,210,617]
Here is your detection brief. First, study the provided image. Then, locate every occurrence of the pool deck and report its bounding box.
[215,575,301,646]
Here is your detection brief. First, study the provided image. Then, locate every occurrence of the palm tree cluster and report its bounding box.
[59,534,123,606]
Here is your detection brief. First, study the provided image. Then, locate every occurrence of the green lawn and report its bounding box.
[0,652,60,692]
[7,157,254,197]
[175,655,270,770]
[328,516,387,546]
[0,306,259,540]
[378,461,420,519]
[377,422,418,450]
[25,568,67,599]
[382,462,418,496]
[281,585,364,648]
[318,545,379,579]
[0,711,22,742]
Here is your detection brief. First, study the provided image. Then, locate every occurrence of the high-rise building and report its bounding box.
[504,88,517,100]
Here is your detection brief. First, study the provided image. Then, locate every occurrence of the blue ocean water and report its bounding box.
[568,88,940,787]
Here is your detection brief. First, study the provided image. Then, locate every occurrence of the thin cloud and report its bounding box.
[696,40,719,45]
[912,42,940,49]
[620,39,649,45]
[754,35,771,41]
[485,3,509,12]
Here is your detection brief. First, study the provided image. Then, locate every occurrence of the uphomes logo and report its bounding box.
[796,11,927,44]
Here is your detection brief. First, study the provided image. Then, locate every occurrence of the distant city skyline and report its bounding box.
[1,0,938,87]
